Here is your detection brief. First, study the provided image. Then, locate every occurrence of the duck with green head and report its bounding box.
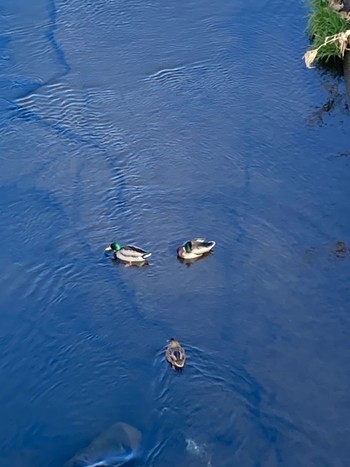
[177,238,216,260]
[105,242,151,264]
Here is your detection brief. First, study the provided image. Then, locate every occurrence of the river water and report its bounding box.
[1,0,350,465]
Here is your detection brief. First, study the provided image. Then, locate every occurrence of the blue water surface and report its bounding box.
[1,0,350,465]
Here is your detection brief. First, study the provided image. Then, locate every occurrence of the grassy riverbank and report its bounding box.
[307,0,349,65]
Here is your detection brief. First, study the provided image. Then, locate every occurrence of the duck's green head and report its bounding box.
[105,242,122,252]
[184,241,192,253]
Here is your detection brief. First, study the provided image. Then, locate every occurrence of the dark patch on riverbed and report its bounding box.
[304,240,350,262]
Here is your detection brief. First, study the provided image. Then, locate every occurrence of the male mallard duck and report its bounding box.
[165,338,186,369]
[105,242,151,264]
[177,238,216,260]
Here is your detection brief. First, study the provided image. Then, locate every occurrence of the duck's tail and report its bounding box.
[201,240,215,251]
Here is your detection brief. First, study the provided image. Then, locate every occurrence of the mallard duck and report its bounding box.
[105,242,151,264]
[166,338,186,369]
[177,238,216,260]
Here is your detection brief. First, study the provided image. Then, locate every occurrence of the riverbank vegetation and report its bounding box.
[305,0,350,68]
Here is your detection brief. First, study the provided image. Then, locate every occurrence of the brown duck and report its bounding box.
[166,338,186,369]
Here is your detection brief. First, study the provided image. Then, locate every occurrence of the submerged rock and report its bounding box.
[64,422,141,467]
[332,240,350,258]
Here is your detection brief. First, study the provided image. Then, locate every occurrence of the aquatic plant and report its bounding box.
[305,0,350,67]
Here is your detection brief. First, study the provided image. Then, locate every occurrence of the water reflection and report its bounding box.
[177,251,214,267]
[111,258,150,268]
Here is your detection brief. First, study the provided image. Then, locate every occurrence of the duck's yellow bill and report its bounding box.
[105,245,113,251]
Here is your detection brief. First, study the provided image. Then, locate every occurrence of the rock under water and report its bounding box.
[64,422,142,467]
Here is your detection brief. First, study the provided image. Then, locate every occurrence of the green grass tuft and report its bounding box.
[308,0,349,63]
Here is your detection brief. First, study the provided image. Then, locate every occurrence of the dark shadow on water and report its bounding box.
[318,57,344,77]
[46,0,71,76]
[306,81,348,127]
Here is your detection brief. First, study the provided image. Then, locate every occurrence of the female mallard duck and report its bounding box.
[105,242,151,264]
[177,238,216,260]
[166,338,186,369]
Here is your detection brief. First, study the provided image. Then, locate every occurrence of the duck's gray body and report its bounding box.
[114,245,151,263]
